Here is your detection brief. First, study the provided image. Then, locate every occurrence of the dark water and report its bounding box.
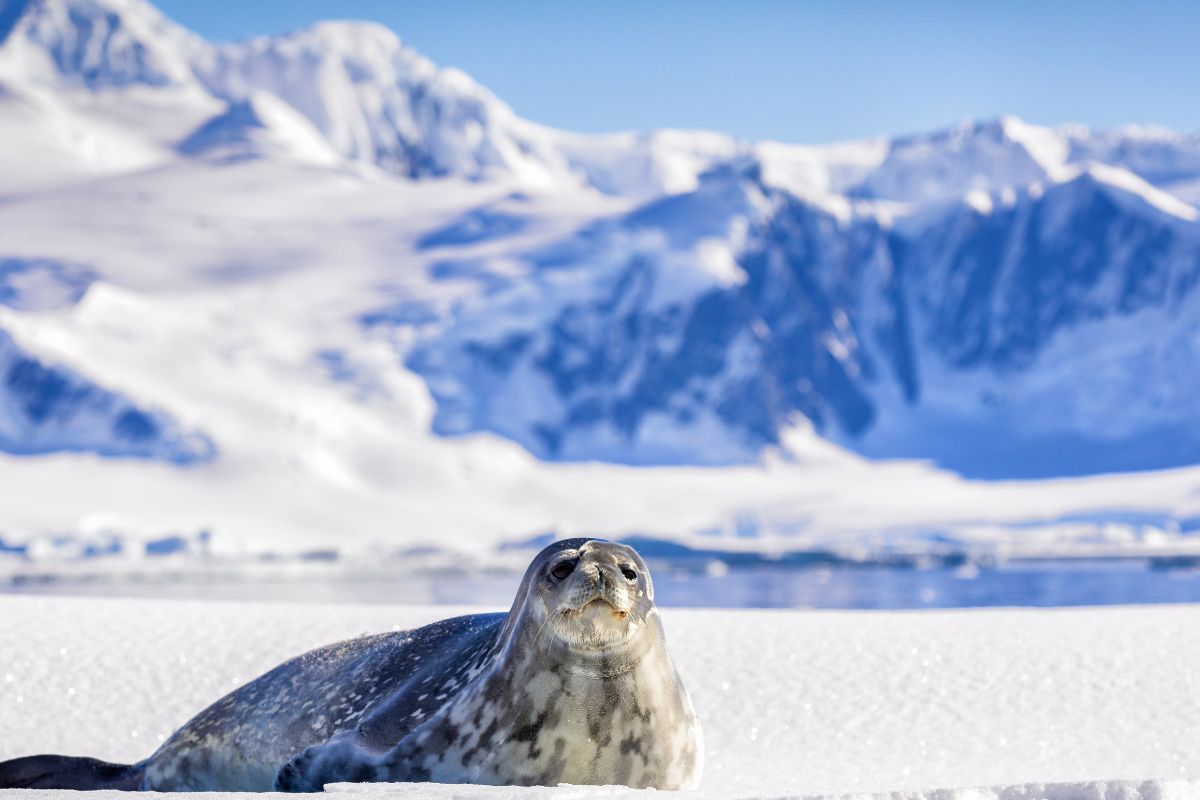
[6,559,1200,609]
[651,560,1200,609]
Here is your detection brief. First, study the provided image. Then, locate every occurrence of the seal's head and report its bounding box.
[513,538,656,657]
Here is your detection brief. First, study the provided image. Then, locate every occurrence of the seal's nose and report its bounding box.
[578,541,642,584]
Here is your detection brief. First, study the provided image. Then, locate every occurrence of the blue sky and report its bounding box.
[154,1,1200,144]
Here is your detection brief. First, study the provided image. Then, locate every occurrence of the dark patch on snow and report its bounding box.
[360,301,439,328]
[6,356,91,424]
[417,209,527,250]
[112,409,160,442]
[0,258,96,311]
[0,0,31,45]
[0,536,28,558]
[177,100,268,163]
[144,536,189,557]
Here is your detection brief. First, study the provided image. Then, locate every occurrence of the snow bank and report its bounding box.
[332,780,1200,800]
[2,597,1200,798]
[7,779,1200,800]
[3,780,1198,800]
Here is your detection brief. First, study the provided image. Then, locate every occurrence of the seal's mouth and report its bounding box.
[562,596,629,621]
[547,589,644,656]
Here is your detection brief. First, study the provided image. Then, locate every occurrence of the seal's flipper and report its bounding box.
[0,754,144,790]
[275,739,379,792]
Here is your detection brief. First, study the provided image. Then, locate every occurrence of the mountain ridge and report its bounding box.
[8,0,1196,203]
[1,0,1200,480]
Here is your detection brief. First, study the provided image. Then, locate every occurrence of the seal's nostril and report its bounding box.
[621,566,638,581]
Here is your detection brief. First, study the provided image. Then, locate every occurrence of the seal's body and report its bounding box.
[0,539,703,792]
[149,615,503,791]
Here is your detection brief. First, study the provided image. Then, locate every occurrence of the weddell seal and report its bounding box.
[0,538,703,792]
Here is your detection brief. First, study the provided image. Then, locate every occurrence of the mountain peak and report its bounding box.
[843,115,1067,206]
[3,0,1197,204]
[192,15,566,185]
[0,0,204,89]
[283,19,405,50]
[208,16,438,93]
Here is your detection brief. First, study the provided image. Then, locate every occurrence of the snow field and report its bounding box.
[2,597,1200,798]
[6,779,1200,800]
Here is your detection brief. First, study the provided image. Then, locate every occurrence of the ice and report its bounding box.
[2,596,1200,798]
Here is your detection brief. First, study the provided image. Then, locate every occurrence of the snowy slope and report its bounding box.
[177,91,341,167]
[0,327,212,462]
[2,596,1200,797]
[1065,123,1200,199]
[6,781,1199,800]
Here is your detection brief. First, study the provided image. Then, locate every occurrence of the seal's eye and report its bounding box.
[620,566,638,581]
[550,560,576,581]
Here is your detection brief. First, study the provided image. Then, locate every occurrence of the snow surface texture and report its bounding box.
[2,597,1200,799]
[5,0,1200,563]
[5,782,1200,800]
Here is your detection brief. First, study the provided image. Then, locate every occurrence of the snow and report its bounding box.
[754,136,890,199]
[3,596,1200,799]
[0,148,1200,562]
[177,91,342,167]
[0,0,205,91]
[550,128,742,197]
[843,118,1056,207]
[5,782,1198,800]
[1063,123,1200,195]
[0,326,213,463]
[997,115,1071,177]
[1075,162,1200,222]
[4,10,1200,796]
[191,20,571,185]
[3,0,1200,568]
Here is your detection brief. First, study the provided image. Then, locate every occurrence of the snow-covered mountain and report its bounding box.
[0,0,745,194]
[0,0,203,89]
[407,152,1200,476]
[2,0,1200,558]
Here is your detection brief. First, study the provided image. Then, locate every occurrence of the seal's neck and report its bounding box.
[441,610,699,790]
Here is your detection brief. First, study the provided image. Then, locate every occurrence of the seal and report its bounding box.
[0,538,703,792]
